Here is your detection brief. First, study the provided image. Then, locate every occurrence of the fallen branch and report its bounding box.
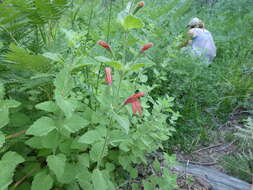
[178,159,217,166]
[193,143,223,153]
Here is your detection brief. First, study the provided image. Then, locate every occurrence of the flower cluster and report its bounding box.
[97,38,152,115]
[97,1,152,116]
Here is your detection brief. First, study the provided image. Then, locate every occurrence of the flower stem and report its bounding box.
[97,118,112,169]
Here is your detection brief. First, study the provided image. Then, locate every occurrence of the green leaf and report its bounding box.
[0,100,20,128]
[0,132,5,149]
[42,52,62,62]
[78,130,102,144]
[54,68,74,97]
[55,94,77,118]
[63,114,89,133]
[41,130,60,149]
[0,83,4,99]
[78,154,90,168]
[4,100,20,108]
[152,159,161,172]
[58,163,78,184]
[47,154,66,180]
[123,15,144,30]
[0,108,8,129]
[144,181,153,190]
[94,56,111,63]
[31,171,53,190]
[35,101,59,113]
[25,137,43,149]
[129,63,150,71]
[92,169,108,190]
[26,117,56,136]
[90,140,106,162]
[0,151,24,190]
[112,112,129,134]
[105,61,124,70]
[6,44,51,72]
[77,169,92,189]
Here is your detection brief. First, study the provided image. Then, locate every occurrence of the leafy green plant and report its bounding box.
[221,117,253,183]
[0,1,179,189]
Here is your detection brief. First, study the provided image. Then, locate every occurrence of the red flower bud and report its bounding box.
[141,43,153,52]
[133,1,145,14]
[105,67,112,85]
[138,1,145,7]
[98,40,110,49]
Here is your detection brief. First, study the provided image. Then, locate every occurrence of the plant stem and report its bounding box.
[85,1,95,108]
[106,0,113,42]
[95,0,113,96]
[97,118,112,169]
[12,165,39,189]
[6,130,26,139]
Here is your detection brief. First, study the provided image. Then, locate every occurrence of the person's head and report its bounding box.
[187,17,204,29]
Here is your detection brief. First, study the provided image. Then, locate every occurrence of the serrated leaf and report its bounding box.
[105,61,123,70]
[0,83,4,99]
[54,68,74,97]
[55,94,77,118]
[4,100,21,108]
[0,151,24,190]
[112,112,129,134]
[92,169,108,190]
[0,108,8,129]
[58,163,78,184]
[47,154,66,180]
[0,132,5,149]
[25,136,43,149]
[78,154,90,168]
[6,44,51,72]
[63,114,89,133]
[123,15,144,30]
[43,52,62,62]
[35,101,59,113]
[77,169,92,189]
[78,130,102,144]
[41,130,60,149]
[31,171,53,190]
[90,140,106,162]
[26,117,56,136]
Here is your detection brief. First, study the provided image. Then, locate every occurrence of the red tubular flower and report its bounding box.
[138,1,145,7]
[124,92,145,116]
[141,43,153,52]
[98,40,110,49]
[133,1,145,14]
[132,100,142,115]
[105,67,112,85]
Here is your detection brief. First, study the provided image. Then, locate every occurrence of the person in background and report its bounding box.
[184,17,216,65]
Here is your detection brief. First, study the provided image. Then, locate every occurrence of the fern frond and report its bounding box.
[4,44,52,72]
[236,117,253,146]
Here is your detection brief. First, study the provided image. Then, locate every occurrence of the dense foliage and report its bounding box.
[0,0,252,189]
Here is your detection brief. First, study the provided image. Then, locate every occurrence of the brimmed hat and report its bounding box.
[187,17,204,28]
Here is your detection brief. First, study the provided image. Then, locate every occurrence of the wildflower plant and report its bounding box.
[0,1,178,190]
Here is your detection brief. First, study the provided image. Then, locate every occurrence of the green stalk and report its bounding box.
[106,0,113,42]
[95,0,113,96]
[97,118,112,169]
[85,1,95,108]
